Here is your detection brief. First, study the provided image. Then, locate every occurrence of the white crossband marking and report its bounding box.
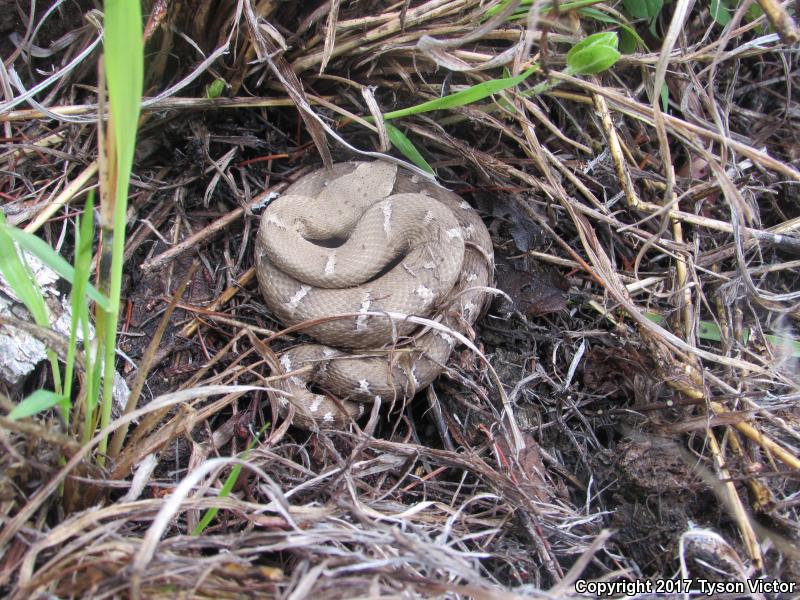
[382,202,393,235]
[415,285,434,300]
[324,252,336,276]
[355,292,372,331]
[286,285,310,312]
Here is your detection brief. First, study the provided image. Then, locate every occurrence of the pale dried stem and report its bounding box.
[24,160,99,233]
[705,425,763,569]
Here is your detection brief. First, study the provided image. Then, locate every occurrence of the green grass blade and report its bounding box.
[105,1,144,207]
[0,214,62,394]
[576,6,619,23]
[190,462,243,536]
[192,427,267,536]
[64,193,96,417]
[385,124,434,175]
[97,0,144,460]
[482,0,527,19]
[82,337,103,444]
[484,0,606,19]
[660,82,669,112]
[766,334,800,358]
[8,390,65,420]
[647,313,800,358]
[0,214,50,327]
[380,67,537,121]
[2,222,110,312]
[577,8,647,51]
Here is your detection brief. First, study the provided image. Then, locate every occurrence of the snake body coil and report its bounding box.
[255,161,493,429]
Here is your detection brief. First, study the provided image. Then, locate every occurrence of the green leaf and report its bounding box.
[623,0,663,20]
[766,334,800,358]
[577,8,647,52]
[619,28,640,54]
[105,0,144,215]
[385,124,435,175]
[566,32,621,75]
[380,68,538,121]
[2,222,110,311]
[97,0,145,460]
[206,78,226,99]
[711,0,732,27]
[648,15,660,37]
[711,0,732,26]
[646,313,800,358]
[8,390,65,420]
[0,213,50,328]
[660,82,669,113]
[698,320,722,342]
[745,2,764,23]
[0,213,63,394]
[568,31,619,57]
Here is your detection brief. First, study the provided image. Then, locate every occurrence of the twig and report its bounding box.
[755,0,799,43]
[705,425,763,569]
[24,161,99,233]
[180,267,257,338]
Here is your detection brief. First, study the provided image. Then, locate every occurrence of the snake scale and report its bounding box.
[255,161,494,429]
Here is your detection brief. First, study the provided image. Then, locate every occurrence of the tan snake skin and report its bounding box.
[255,161,493,429]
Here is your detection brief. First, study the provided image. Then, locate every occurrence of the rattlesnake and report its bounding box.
[255,160,493,429]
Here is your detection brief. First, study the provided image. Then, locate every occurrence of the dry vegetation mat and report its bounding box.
[1,0,799,597]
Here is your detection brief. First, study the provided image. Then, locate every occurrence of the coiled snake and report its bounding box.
[255,161,493,429]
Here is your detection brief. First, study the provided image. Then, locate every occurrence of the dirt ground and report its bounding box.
[1,1,800,598]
